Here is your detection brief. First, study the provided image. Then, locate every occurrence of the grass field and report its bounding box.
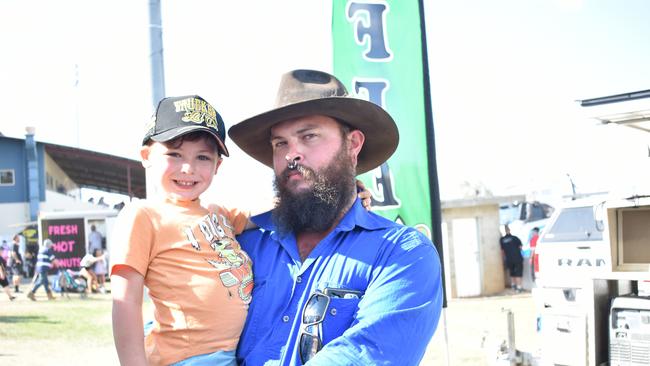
[0,289,118,366]
[0,283,538,366]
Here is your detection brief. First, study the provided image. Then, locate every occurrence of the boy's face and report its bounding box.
[141,136,222,203]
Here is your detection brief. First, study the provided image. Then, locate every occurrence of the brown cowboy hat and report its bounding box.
[227,69,399,175]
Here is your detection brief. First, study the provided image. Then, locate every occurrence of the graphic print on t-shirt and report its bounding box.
[184,211,253,304]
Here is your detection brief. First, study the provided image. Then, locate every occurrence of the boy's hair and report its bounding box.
[150,131,222,156]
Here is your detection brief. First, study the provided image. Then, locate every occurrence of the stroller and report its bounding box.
[53,268,88,298]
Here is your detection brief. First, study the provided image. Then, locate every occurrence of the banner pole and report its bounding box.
[417,0,447,309]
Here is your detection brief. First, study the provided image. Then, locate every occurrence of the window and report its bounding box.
[617,208,650,266]
[541,206,603,242]
[0,169,15,186]
[46,173,53,190]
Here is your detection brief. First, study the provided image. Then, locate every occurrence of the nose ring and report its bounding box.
[286,155,299,170]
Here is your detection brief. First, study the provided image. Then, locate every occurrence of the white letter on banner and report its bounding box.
[346,0,393,61]
[353,78,401,208]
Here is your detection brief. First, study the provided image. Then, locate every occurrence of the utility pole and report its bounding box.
[146,0,166,200]
[149,0,165,110]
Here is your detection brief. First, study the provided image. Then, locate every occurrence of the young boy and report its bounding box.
[110,95,253,366]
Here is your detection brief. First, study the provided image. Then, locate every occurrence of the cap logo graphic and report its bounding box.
[174,97,219,130]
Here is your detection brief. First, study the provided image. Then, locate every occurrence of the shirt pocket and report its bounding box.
[321,297,360,345]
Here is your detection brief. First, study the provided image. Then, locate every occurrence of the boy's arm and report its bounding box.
[112,265,147,366]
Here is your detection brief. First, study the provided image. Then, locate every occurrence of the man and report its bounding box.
[229,69,443,365]
[26,239,58,301]
[9,234,24,293]
[500,225,524,293]
[88,224,103,253]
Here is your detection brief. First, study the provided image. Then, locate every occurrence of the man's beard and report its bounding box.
[272,150,356,235]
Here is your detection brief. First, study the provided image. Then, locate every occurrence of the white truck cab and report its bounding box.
[535,198,610,288]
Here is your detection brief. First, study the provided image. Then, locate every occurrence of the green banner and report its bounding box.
[332,0,433,238]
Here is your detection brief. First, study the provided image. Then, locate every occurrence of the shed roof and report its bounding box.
[43,142,146,199]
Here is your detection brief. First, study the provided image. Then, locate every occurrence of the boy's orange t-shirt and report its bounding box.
[110,198,253,366]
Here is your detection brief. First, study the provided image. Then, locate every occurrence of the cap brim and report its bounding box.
[149,125,229,157]
[228,97,398,175]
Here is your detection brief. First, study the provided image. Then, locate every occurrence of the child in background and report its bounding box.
[80,249,106,295]
[92,248,107,293]
[110,96,253,366]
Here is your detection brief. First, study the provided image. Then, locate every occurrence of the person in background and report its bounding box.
[24,250,35,279]
[26,239,58,301]
[88,224,104,253]
[500,224,524,293]
[9,234,24,293]
[1,239,9,263]
[0,254,17,301]
[529,227,540,282]
[79,249,106,295]
[229,69,443,365]
[92,248,108,293]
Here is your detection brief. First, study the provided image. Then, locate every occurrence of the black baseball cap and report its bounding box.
[142,95,229,156]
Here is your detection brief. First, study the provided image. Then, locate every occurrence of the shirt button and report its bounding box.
[296,276,302,283]
[330,308,337,316]
[282,315,290,322]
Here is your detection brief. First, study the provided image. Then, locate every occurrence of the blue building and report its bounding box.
[0,128,145,246]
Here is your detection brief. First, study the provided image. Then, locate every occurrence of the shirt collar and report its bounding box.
[250,198,395,234]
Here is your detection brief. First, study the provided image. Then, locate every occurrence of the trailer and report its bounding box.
[38,209,119,272]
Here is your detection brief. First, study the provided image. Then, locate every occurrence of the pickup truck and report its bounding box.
[534,197,610,288]
[532,195,650,366]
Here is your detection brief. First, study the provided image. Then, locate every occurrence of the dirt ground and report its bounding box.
[2,289,537,365]
[421,291,539,365]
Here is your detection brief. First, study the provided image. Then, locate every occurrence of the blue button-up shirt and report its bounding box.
[236,199,443,365]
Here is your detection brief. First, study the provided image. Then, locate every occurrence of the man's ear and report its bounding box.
[347,130,365,165]
[140,145,152,168]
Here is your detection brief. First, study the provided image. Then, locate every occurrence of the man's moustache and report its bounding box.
[281,164,313,181]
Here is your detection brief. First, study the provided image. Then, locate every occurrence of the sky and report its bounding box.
[1,0,650,213]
